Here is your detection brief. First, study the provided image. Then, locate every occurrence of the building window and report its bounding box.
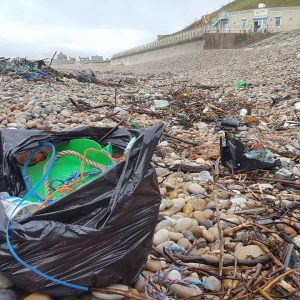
[241,19,247,30]
[275,16,281,27]
[262,19,267,27]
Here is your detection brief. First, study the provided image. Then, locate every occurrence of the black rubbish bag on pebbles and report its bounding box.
[0,123,164,296]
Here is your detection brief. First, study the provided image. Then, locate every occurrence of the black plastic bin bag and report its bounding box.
[0,123,163,296]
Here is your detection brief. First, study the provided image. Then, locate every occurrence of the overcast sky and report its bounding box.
[0,0,226,59]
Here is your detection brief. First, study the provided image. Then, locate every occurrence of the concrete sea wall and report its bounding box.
[112,39,205,65]
[111,27,205,65]
[203,32,273,49]
[111,28,275,66]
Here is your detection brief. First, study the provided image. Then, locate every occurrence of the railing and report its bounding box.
[212,12,229,26]
[112,26,208,59]
[111,21,286,60]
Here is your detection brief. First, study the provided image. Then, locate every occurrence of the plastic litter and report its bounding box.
[0,56,103,84]
[245,143,276,163]
[294,102,300,111]
[76,70,98,83]
[284,244,300,269]
[220,132,281,172]
[215,118,240,132]
[145,266,208,300]
[163,244,185,256]
[0,57,48,81]
[233,81,247,88]
[0,124,164,296]
[153,100,170,109]
[124,136,137,155]
[275,120,300,130]
[22,138,114,205]
[239,108,248,117]
[198,171,212,182]
[0,192,39,219]
[113,106,126,115]
[130,121,141,129]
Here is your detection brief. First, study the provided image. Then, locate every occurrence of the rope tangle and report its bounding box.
[36,148,121,211]
[23,145,124,211]
[144,265,208,299]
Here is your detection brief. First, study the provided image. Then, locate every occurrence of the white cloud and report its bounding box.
[0,0,224,59]
[0,21,148,59]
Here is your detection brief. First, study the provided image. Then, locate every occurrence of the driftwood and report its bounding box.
[69,97,112,111]
[187,84,221,90]
[163,132,201,146]
[168,163,209,173]
[176,254,270,267]
[128,108,164,117]
[98,120,125,143]
[254,176,300,188]
[48,51,57,68]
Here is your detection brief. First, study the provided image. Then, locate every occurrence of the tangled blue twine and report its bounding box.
[145,265,208,300]
[49,168,102,192]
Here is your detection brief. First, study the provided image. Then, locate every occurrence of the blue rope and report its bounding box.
[189,281,209,288]
[21,142,56,199]
[49,169,102,192]
[6,142,89,292]
[23,176,45,202]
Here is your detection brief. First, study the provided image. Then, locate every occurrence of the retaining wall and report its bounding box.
[111,27,274,65]
[203,32,273,49]
[111,27,205,65]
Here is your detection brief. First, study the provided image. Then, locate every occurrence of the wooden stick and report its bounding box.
[114,88,117,107]
[277,281,300,298]
[224,253,238,299]
[224,222,276,237]
[168,163,209,173]
[213,193,224,276]
[98,119,124,143]
[187,84,220,90]
[261,269,298,292]
[252,240,284,268]
[48,51,57,68]
[176,255,270,267]
[163,132,201,146]
[259,289,274,300]
[232,269,300,300]
[128,108,163,117]
[246,263,263,290]
[254,177,300,188]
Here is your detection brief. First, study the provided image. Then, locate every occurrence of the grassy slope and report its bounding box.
[177,0,300,34]
[207,0,300,21]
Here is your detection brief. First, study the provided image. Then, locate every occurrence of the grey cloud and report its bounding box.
[2,0,223,31]
[0,0,224,58]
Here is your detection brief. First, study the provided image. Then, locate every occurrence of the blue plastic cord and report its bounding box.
[22,142,58,202]
[6,142,89,292]
[23,177,45,202]
[21,142,56,198]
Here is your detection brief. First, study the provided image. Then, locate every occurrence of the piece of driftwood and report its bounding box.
[168,163,209,173]
[176,254,270,267]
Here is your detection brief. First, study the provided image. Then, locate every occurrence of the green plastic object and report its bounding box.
[233,81,247,88]
[23,139,112,203]
[130,121,141,129]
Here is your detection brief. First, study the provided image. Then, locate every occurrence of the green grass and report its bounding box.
[207,0,300,21]
[176,0,300,33]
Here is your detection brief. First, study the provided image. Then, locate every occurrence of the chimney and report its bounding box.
[258,0,266,9]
